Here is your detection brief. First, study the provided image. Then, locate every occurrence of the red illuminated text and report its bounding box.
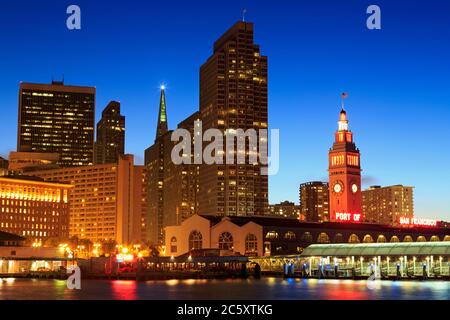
[335,212,361,223]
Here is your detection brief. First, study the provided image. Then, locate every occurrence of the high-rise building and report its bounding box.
[94,101,125,165]
[362,185,414,226]
[145,88,201,245]
[145,87,171,245]
[198,21,269,217]
[268,201,301,219]
[299,182,330,222]
[0,176,72,242]
[328,107,362,222]
[30,155,145,244]
[164,111,200,227]
[17,81,95,167]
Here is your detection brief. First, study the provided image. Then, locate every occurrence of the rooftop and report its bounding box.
[199,215,450,233]
[0,230,26,242]
[301,242,450,257]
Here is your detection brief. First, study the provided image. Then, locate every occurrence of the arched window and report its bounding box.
[265,231,279,240]
[189,231,203,250]
[348,234,360,243]
[377,235,386,243]
[317,232,330,244]
[170,237,177,253]
[245,234,258,254]
[430,235,440,242]
[416,236,426,242]
[403,235,413,242]
[301,232,313,243]
[219,232,234,250]
[444,235,450,242]
[334,233,344,243]
[363,234,374,243]
[284,231,296,240]
[390,236,400,243]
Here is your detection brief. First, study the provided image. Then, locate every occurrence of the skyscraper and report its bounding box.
[362,185,414,226]
[299,182,330,222]
[198,21,269,217]
[145,87,171,245]
[17,81,95,167]
[94,101,125,165]
[164,112,200,226]
[328,107,362,222]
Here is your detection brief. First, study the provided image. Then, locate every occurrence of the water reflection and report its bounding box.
[111,280,138,300]
[0,278,448,300]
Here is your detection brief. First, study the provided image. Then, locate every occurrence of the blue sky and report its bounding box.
[0,0,449,220]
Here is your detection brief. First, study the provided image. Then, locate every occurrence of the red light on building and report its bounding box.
[399,217,437,228]
[335,212,362,223]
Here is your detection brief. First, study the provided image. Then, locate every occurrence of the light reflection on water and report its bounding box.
[0,278,448,300]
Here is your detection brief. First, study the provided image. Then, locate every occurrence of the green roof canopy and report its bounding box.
[301,242,450,257]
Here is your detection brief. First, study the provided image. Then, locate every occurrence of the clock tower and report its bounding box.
[328,102,362,222]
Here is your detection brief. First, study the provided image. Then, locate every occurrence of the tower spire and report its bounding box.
[155,85,168,140]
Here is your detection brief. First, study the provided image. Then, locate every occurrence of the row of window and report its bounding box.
[265,231,449,243]
[171,231,259,254]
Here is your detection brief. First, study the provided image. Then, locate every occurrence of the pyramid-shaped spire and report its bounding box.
[156,85,168,139]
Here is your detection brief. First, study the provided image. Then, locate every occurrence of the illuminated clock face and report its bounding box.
[333,182,343,194]
[352,184,358,193]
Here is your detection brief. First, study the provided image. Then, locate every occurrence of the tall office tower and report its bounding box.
[362,185,414,226]
[94,101,125,165]
[30,155,145,244]
[328,107,362,222]
[299,182,330,222]
[0,176,72,242]
[145,87,172,245]
[17,81,95,167]
[164,111,200,227]
[198,21,269,217]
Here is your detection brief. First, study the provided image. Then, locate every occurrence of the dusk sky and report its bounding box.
[0,0,449,220]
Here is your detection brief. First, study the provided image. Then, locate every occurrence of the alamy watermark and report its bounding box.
[66,5,81,30]
[171,121,280,176]
[67,265,81,290]
[367,5,381,30]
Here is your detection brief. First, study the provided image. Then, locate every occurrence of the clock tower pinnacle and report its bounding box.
[328,97,362,223]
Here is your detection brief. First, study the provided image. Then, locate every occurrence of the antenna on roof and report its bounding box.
[242,8,247,22]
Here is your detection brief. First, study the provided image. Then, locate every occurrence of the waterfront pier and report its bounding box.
[250,242,450,280]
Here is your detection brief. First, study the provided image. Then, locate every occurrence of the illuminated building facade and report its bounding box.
[0,157,8,176]
[17,81,95,167]
[300,182,330,222]
[166,214,450,257]
[145,87,171,245]
[328,108,362,222]
[94,101,125,165]
[362,185,414,226]
[30,155,146,244]
[0,176,72,242]
[163,112,200,227]
[198,21,269,217]
[268,201,301,220]
[8,151,60,173]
